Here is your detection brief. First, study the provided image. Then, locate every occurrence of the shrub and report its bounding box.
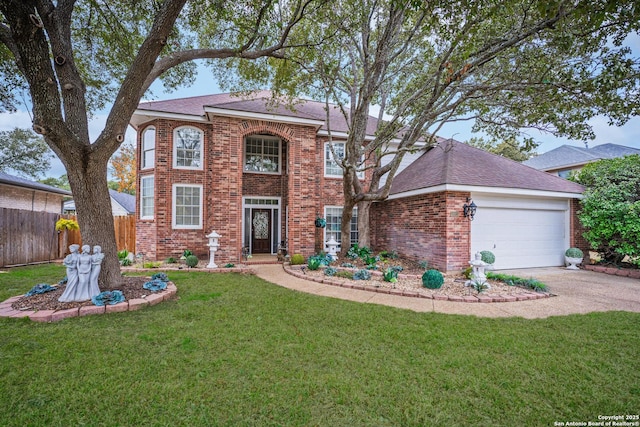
[565,248,584,258]
[308,258,322,271]
[151,272,169,282]
[290,254,305,265]
[224,263,235,268]
[480,250,495,264]
[347,244,372,260]
[335,270,354,279]
[324,266,338,276]
[422,269,444,289]
[468,277,490,293]
[462,267,473,279]
[383,268,398,283]
[353,269,372,280]
[340,262,355,268]
[309,253,333,266]
[574,155,640,265]
[166,257,177,264]
[487,272,548,293]
[418,260,429,271]
[118,249,132,266]
[55,218,79,231]
[182,249,193,258]
[185,255,199,268]
[143,261,162,268]
[117,249,129,261]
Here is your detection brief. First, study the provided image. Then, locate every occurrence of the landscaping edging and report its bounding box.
[583,264,640,278]
[283,266,552,303]
[0,282,178,323]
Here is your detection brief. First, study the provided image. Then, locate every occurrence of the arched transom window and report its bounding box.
[173,126,203,169]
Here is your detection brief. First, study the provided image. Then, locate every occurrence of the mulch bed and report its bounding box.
[11,276,150,312]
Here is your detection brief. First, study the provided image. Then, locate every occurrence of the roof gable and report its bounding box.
[390,140,584,196]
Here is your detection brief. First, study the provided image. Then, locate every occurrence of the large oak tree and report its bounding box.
[0,0,328,286]
[225,0,640,251]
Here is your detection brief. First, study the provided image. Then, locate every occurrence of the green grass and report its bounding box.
[1,265,639,426]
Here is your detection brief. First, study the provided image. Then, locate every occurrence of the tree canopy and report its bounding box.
[0,0,329,286]
[466,137,538,162]
[0,127,52,178]
[109,141,136,195]
[572,155,640,266]
[219,0,640,250]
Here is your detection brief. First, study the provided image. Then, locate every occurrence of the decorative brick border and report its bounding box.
[583,264,640,279]
[284,266,552,303]
[0,282,178,323]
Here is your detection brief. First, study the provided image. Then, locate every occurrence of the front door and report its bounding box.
[251,209,271,253]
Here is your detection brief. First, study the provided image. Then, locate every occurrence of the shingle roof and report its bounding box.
[523,143,640,170]
[0,172,72,195]
[136,91,381,135]
[390,140,584,196]
[108,190,135,214]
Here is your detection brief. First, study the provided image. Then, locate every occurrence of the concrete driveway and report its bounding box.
[255,265,640,319]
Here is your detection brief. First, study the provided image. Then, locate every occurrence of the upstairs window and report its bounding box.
[244,135,281,174]
[325,142,364,179]
[173,127,203,169]
[141,127,155,169]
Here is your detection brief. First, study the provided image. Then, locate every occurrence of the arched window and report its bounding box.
[141,127,155,169]
[173,126,203,169]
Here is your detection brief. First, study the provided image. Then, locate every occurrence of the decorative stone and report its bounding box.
[79,305,105,316]
[30,310,56,323]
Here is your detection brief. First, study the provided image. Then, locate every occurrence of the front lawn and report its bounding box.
[1,265,638,426]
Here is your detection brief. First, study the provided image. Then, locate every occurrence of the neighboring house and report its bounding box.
[523,143,640,178]
[0,171,71,213]
[63,190,136,216]
[130,91,587,271]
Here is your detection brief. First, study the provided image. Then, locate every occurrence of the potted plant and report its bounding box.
[565,248,584,270]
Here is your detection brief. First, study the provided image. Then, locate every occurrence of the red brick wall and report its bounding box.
[371,191,471,272]
[136,116,325,262]
[570,198,590,263]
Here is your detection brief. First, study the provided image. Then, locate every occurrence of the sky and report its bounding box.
[1,44,640,180]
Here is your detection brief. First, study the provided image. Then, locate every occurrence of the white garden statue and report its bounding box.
[59,244,104,302]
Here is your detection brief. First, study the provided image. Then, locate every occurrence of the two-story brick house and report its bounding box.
[131,91,587,271]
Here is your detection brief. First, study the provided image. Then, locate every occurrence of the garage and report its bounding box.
[470,194,570,269]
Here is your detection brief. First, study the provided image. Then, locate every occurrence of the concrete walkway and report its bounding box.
[254,264,640,319]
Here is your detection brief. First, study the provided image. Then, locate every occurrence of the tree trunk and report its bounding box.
[357,200,372,248]
[339,199,357,256]
[66,158,121,290]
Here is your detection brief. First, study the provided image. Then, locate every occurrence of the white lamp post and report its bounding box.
[206,230,221,269]
[326,235,339,261]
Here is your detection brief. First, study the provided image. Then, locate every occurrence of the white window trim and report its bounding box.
[324,141,364,179]
[140,175,154,220]
[172,184,203,229]
[243,135,282,175]
[141,126,155,170]
[172,126,204,170]
[323,205,358,250]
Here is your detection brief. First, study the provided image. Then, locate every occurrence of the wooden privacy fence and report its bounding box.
[0,208,59,267]
[0,209,136,267]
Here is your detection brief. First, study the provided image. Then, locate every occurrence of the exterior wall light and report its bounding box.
[463,198,477,220]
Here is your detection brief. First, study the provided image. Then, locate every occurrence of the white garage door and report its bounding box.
[470,195,570,269]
